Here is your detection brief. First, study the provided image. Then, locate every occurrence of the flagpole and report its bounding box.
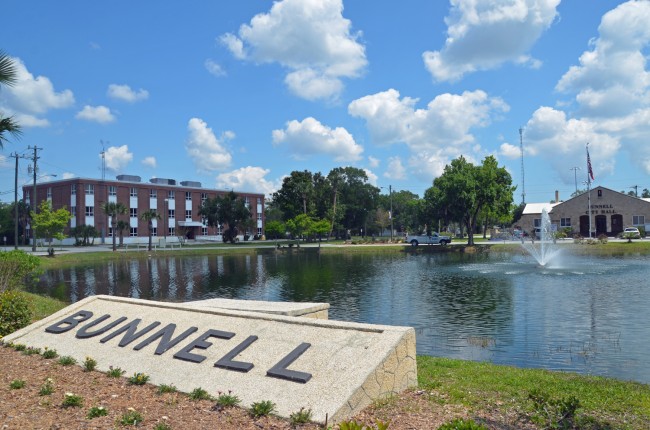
[587,143,592,238]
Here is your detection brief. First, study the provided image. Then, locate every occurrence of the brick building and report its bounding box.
[519,186,650,237]
[23,175,265,245]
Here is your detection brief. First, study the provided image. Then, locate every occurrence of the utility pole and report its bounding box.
[570,167,580,194]
[389,185,394,242]
[519,127,526,204]
[630,185,638,197]
[28,145,41,251]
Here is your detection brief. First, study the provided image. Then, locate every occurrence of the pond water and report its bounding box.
[33,249,650,384]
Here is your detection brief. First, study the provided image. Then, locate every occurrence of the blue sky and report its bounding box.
[2,0,649,203]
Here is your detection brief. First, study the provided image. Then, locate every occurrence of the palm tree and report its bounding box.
[140,209,161,251]
[0,51,22,148]
[116,220,129,247]
[101,202,127,251]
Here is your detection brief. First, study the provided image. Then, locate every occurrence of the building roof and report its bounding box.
[522,202,560,215]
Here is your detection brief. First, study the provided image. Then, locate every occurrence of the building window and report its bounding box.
[85,184,94,195]
[185,210,192,220]
[46,188,52,199]
[151,227,157,237]
[533,218,541,228]
[109,186,117,196]
[257,213,262,221]
[633,215,645,226]
[185,191,192,201]
[560,218,571,227]
[130,208,138,218]
[167,190,175,199]
[202,227,208,236]
[257,197,261,204]
[245,196,250,208]
[130,187,137,197]
[257,227,262,235]
[168,209,175,218]
[217,224,223,234]
[71,184,77,195]
[168,226,175,236]
[597,189,603,197]
[70,206,77,217]
[109,227,113,237]
[130,227,138,237]
[150,189,157,198]
[201,192,208,203]
[85,206,94,217]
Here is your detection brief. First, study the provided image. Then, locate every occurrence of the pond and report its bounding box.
[33,249,650,384]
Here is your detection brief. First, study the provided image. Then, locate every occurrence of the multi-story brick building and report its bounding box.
[23,175,265,245]
[519,186,650,237]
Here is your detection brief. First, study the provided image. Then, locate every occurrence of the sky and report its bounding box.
[1,0,650,204]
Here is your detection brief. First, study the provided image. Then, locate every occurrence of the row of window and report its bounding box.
[533,216,646,228]
[73,183,262,204]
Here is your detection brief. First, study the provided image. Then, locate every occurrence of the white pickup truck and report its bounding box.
[406,232,452,246]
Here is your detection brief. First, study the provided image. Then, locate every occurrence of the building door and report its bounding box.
[579,215,589,237]
[611,214,623,236]
[595,215,607,236]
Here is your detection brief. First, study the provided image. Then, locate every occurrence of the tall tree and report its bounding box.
[272,170,315,221]
[425,156,514,245]
[101,202,127,251]
[116,220,128,247]
[140,209,161,251]
[0,51,22,148]
[30,201,71,256]
[199,191,251,243]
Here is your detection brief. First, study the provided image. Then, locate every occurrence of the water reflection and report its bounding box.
[34,249,650,384]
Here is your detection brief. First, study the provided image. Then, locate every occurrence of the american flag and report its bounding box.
[587,146,595,181]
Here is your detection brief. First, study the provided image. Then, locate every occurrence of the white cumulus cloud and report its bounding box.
[61,172,76,179]
[205,59,226,77]
[220,0,366,101]
[185,118,233,172]
[142,156,157,168]
[368,156,380,168]
[272,117,363,162]
[423,0,559,82]
[384,156,406,180]
[0,57,74,127]
[556,1,650,118]
[75,105,116,123]
[107,84,149,103]
[215,166,281,195]
[104,145,133,173]
[349,88,508,183]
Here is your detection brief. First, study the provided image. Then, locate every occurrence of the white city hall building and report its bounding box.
[23,175,265,246]
[519,186,650,237]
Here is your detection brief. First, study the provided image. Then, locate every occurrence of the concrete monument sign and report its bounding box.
[5,295,416,423]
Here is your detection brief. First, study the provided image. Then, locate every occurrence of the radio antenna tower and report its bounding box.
[519,127,526,204]
[100,140,107,181]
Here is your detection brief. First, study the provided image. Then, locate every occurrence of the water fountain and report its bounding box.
[520,209,562,266]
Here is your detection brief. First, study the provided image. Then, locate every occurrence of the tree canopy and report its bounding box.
[0,51,22,148]
[424,156,514,245]
[30,201,71,255]
[199,191,252,243]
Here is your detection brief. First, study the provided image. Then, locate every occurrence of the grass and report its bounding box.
[417,356,650,429]
[22,292,68,320]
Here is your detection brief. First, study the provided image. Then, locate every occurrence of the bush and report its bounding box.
[250,400,276,418]
[0,250,41,292]
[438,418,488,430]
[0,290,33,336]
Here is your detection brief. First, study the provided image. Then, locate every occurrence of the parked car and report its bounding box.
[406,232,452,246]
[621,227,641,239]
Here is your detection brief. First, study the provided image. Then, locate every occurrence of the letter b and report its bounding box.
[45,310,94,334]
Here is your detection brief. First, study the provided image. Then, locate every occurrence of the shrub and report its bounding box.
[250,400,276,418]
[62,392,84,407]
[437,418,488,430]
[119,408,144,426]
[39,378,55,396]
[528,389,581,429]
[0,290,33,336]
[154,423,172,430]
[597,234,608,244]
[23,346,41,355]
[106,366,125,378]
[338,420,390,430]
[41,347,58,359]
[214,390,241,408]
[58,355,77,366]
[289,407,313,425]
[83,356,97,372]
[87,406,108,419]
[9,379,26,389]
[188,387,213,401]
[157,384,177,394]
[128,372,150,385]
[0,250,41,293]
